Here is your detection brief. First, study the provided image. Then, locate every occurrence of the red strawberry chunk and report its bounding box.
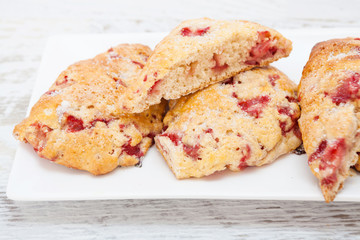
[64,115,85,132]
[245,31,278,65]
[121,140,144,158]
[204,128,213,134]
[238,144,251,170]
[268,74,280,86]
[30,122,53,152]
[146,132,156,140]
[285,96,298,103]
[308,138,346,187]
[160,132,182,146]
[183,144,201,160]
[329,72,360,105]
[308,140,328,164]
[237,95,270,118]
[211,53,229,72]
[148,79,162,94]
[277,106,298,136]
[181,26,210,37]
[132,60,144,68]
[293,123,302,139]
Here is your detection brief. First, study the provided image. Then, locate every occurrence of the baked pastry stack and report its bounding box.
[299,38,360,202]
[14,44,166,175]
[14,18,299,179]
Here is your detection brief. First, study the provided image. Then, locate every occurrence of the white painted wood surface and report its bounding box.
[1,0,360,239]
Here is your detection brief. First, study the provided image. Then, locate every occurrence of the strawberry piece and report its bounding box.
[278,106,293,117]
[238,144,251,170]
[160,132,182,146]
[64,115,85,132]
[237,95,270,118]
[181,26,210,37]
[162,125,168,132]
[277,106,299,136]
[148,79,162,94]
[330,72,360,105]
[30,122,52,152]
[286,96,298,103]
[268,74,280,86]
[245,31,278,65]
[146,132,156,140]
[183,144,201,160]
[293,123,302,139]
[121,140,144,158]
[211,53,229,72]
[204,128,213,134]
[132,60,144,68]
[308,140,328,164]
[309,139,346,187]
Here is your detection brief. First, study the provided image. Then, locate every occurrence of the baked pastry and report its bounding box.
[298,38,360,202]
[127,18,292,113]
[155,66,301,179]
[13,44,167,175]
[355,158,360,172]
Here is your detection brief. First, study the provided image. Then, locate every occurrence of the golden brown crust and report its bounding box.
[298,38,360,202]
[127,18,292,113]
[156,66,301,179]
[14,44,167,175]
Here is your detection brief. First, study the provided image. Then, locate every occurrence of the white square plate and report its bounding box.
[7,29,360,201]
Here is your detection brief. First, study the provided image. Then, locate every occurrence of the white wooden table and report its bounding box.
[1,0,360,239]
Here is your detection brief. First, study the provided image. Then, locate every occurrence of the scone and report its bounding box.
[13,44,167,175]
[127,18,292,113]
[155,66,301,179]
[298,38,360,202]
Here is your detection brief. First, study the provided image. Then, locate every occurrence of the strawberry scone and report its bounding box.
[14,44,166,175]
[155,66,301,179]
[298,38,360,202]
[127,18,292,113]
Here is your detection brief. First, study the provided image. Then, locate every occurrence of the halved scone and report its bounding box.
[128,18,292,113]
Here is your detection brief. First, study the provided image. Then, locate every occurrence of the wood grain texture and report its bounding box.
[1,0,360,239]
